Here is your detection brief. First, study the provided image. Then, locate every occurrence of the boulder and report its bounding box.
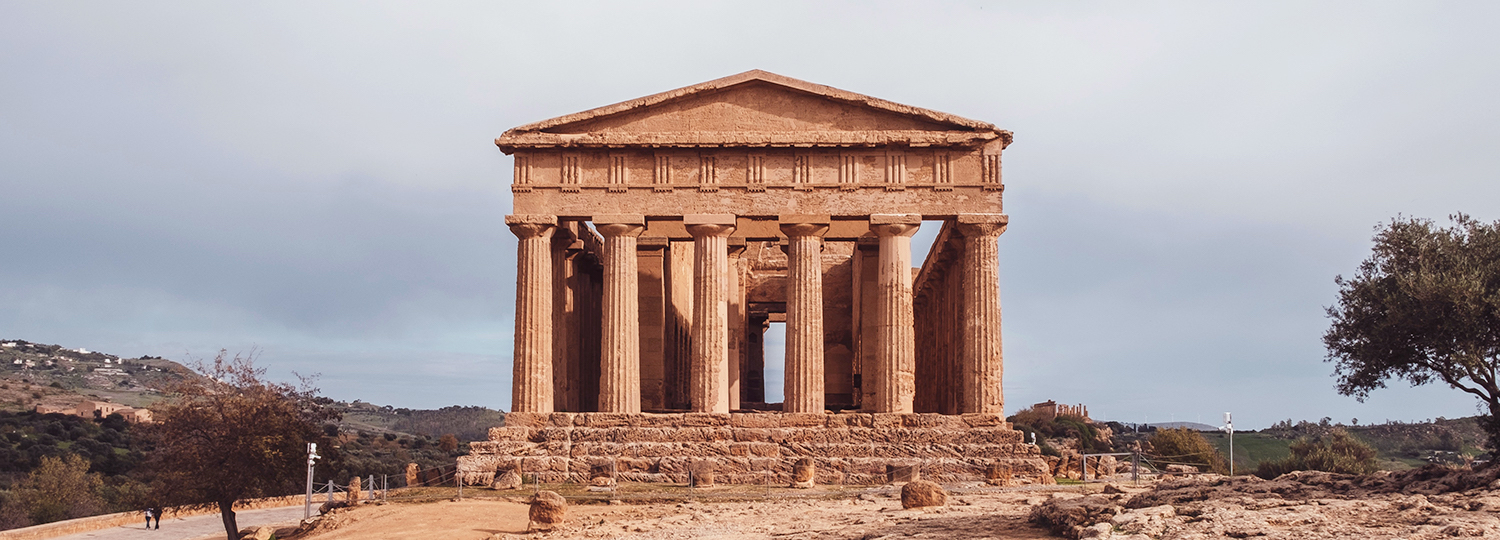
[238,526,275,540]
[888,462,920,483]
[318,500,350,515]
[986,463,1012,486]
[791,458,815,489]
[492,470,522,490]
[1164,464,1199,476]
[347,476,361,504]
[590,475,616,488]
[690,460,715,487]
[900,480,948,509]
[405,462,420,487]
[528,491,567,531]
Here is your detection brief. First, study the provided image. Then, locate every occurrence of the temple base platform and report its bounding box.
[458,412,1054,486]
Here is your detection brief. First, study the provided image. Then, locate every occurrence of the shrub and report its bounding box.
[1146,427,1228,474]
[1255,429,1378,478]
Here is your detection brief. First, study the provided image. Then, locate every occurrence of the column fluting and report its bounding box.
[956,214,1009,415]
[506,214,557,413]
[780,219,830,413]
[870,215,920,413]
[686,215,736,413]
[595,216,646,413]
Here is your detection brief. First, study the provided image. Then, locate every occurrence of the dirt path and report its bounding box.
[294,487,1063,540]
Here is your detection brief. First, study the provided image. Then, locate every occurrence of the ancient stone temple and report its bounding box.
[461,70,1050,485]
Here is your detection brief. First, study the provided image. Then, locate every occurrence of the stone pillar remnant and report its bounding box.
[780,216,831,413]
[595,215,646,413]
[957,214,1008,415]
[870,214,921,413]
[686,214,736,413]
[507,214,557,413]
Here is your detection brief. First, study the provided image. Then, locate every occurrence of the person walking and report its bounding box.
[144,507,154,530]
[152,506,162,529]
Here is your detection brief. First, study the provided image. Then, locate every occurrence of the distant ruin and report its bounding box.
[1032,400,1089,421]
[462,70,1048,485]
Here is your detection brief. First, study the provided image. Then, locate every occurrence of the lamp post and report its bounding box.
[304,442,321,519]
[1219,413,1234,476]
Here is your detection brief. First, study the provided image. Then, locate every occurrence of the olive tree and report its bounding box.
[146,351,336,540]
[1325,214,1500,446]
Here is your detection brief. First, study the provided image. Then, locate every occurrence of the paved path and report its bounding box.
[50,505,307,540]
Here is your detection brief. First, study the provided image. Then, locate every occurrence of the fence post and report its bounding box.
[1132,452,1139,485]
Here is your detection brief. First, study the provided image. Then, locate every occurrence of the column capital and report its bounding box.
[870,214,921,238]
[594,215,646,238]
[779,215,831,238]
[550,224,579,248]
[955,214,1009,238]
[684,214,737,239]
[686,214,737,238]
[507,214,557,239]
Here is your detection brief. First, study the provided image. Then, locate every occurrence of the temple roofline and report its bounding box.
[496,70,1010,153]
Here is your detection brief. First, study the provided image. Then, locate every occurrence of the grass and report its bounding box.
[1202,431,1292,474]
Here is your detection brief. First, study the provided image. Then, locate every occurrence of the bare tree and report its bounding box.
[145,351,336,540]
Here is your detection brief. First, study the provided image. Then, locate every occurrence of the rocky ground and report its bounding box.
[278,464,1500,540]
[284,485,1064,540]
[1032,465,1500,539]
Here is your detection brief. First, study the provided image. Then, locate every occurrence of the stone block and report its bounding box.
[489,426,532,441]
[537,427,571,442]
[681,413,731,427]
[620,458,654,472]
[781,413,826,428]
[901,413,945,428]
[934,415,970,430]
[547,413,575,427]
[826,413,873,428]
[580,412,635,428]
[637,413,686,427]
[730,413,780,428]
[732,428,771,442]
[961,413,1006,428]
[468,441,531,454]
[785,428,828,444]
[634,443,678,458]
[872,414,904,430]
[505,412,549,428]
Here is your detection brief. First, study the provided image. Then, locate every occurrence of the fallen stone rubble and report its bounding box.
[1031,464,1500,539]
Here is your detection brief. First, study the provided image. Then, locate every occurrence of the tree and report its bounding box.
[438,433,458,454]
[1146,427,1228,474]
[16,453,105,524]
[145,351,336,540]
[1255,429,1378,479]
[1325,214,1500,446]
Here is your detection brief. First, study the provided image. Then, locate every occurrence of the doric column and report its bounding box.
[956,214,1009,414]
[594,215,646,413]
[506,214,557,413]
[685,214,736,413]
[780,216,831,413]
[870,214,921,413]
[727,240,747,411]
[550,224,579,412]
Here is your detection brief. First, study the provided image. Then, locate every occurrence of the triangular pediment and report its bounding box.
[497,70,1007,151]
[547,81,964,134]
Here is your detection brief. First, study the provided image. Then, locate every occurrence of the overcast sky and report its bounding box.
[3,2,1498,429]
